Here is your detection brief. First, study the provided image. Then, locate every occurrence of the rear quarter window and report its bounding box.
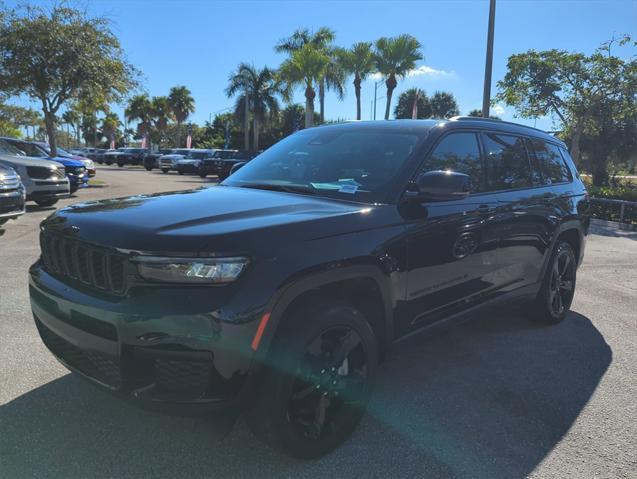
[529,139,572,184]
[481,133,532,191]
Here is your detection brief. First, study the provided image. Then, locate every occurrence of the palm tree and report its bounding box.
[226,63,255,150]
[151,96,173,146]
[101,112,121,145]
[62,108,81,144]
[279,44,330,128]
[430,91,460,119]
[275,27,343,122]
[168,86,195,147]
[374,34,423,120]
[393,88,432,119]
[336,42,376,120]
[125,94,153,147]
[227,65,284,152]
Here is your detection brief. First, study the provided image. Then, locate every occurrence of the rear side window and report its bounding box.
[422,133,485,192]
[481,133,532,191]
[558,146,579,180]
[529,139,572,184]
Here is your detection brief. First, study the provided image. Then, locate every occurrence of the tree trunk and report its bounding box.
[44,111,57,157]
[591,137,609,187]
[244,93,250,151]
[252,117,259,152]
[354,74,362,121]
[319,80,325,123]
[570,122,583,167]
[175,120,182,147]
[305,85,316,128]
[384,74,397,120]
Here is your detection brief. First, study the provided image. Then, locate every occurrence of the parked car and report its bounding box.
[143,149,173,171]
[37,143,96,177]
[103,147,147,167]
[158,148,193,173]
[28,118,589,458]
[198,150,253,180]
[175,149,217,175]
[0,139,69,207]
[0,163,26,226]
[2,138,88,194]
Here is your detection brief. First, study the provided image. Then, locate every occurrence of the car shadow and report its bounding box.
[0,310,610,478]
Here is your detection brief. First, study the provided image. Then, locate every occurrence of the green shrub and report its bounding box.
[588,185,637,224]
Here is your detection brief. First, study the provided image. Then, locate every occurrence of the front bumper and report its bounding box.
[29,262,260,414]
[0,188,26,219]
[176,164,199,174]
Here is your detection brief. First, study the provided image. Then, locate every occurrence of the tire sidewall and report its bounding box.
[257,302,378,458]
[541,241,577,322]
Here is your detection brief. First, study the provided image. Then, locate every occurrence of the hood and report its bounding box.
[48,156,84,167]
[0,153,65,169]
[42,186,381,255]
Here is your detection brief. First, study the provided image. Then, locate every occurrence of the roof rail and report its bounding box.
[449,115,547,134]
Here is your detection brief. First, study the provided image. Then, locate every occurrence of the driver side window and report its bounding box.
[421,133,485,193]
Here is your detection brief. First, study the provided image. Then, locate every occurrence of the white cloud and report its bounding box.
[371,65,455,81]
[492,103,506,116]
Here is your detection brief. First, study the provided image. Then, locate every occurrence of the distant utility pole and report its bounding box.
[482,0,496,118]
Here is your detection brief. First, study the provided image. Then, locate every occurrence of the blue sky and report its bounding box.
[7,0,637,131]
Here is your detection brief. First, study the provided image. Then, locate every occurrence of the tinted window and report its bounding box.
[530,139,571,184]
[421,133,484,192]
[482,133,532,190]
[559,147,579,179]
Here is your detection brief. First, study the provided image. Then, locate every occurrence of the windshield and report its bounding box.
[0,139,26,156]
[224,128,421,203]
[185,151,211,159]
[12,141,47,158]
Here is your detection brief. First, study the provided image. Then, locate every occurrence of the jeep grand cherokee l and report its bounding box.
[29,118,589,458]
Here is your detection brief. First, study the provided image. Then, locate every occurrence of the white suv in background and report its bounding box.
[0,139,70,207]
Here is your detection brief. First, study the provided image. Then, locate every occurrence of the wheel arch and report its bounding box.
[253,264,395,363]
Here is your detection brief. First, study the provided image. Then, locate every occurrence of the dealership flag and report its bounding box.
[140,134,147,149]
[109,134,115,150]
[186,125,193,149]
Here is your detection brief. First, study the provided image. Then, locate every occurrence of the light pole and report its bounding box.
[373,79,385,120]
[482,0,496,118]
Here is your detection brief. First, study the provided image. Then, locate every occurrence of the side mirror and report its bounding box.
[407,170,471,201]
[229,161,246,176]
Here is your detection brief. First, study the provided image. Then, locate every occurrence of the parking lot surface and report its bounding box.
[1,165,635,478]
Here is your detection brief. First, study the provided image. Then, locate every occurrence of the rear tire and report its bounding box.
[145,167,152,171]
[117,162,124,168]
[161,169,169,174]
[199,173,207,178]
[528,241,577,324]
[246,301,378,459]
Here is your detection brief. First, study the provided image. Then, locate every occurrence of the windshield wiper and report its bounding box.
[238,183,317,195]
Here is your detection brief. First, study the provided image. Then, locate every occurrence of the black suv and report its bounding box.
[104,148,147,167]
[198,149,254,180]
[29,118,589,458]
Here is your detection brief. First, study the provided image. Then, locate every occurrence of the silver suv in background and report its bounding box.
[158,148,193,173]
[0,163,25,226]
[0,139,70,207]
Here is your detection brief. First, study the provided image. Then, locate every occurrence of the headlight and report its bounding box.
[132,256,249,284]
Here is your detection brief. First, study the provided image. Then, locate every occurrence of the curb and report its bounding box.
[590,218,637,232]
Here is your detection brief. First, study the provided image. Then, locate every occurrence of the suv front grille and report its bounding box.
[40,232,127,295]
[27,166,65,179]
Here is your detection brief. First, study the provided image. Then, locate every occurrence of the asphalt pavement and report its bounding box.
[1,165,635,478]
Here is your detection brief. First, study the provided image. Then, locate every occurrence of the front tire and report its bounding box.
[530,241,577,324]
[161,168,169,174]
[246,301,378,459]
[35,199,58,208]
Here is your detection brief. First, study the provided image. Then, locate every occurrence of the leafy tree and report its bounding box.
[0,100,41,138]
[394,88,431,119]
[168,86,195,147]
[495,36,637,185]
[337,42,376,120]
[279,44,330,128]
[374,35,423,120]
[276,27,343,122]
[0,4,139,156]
[430,91,460,119]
